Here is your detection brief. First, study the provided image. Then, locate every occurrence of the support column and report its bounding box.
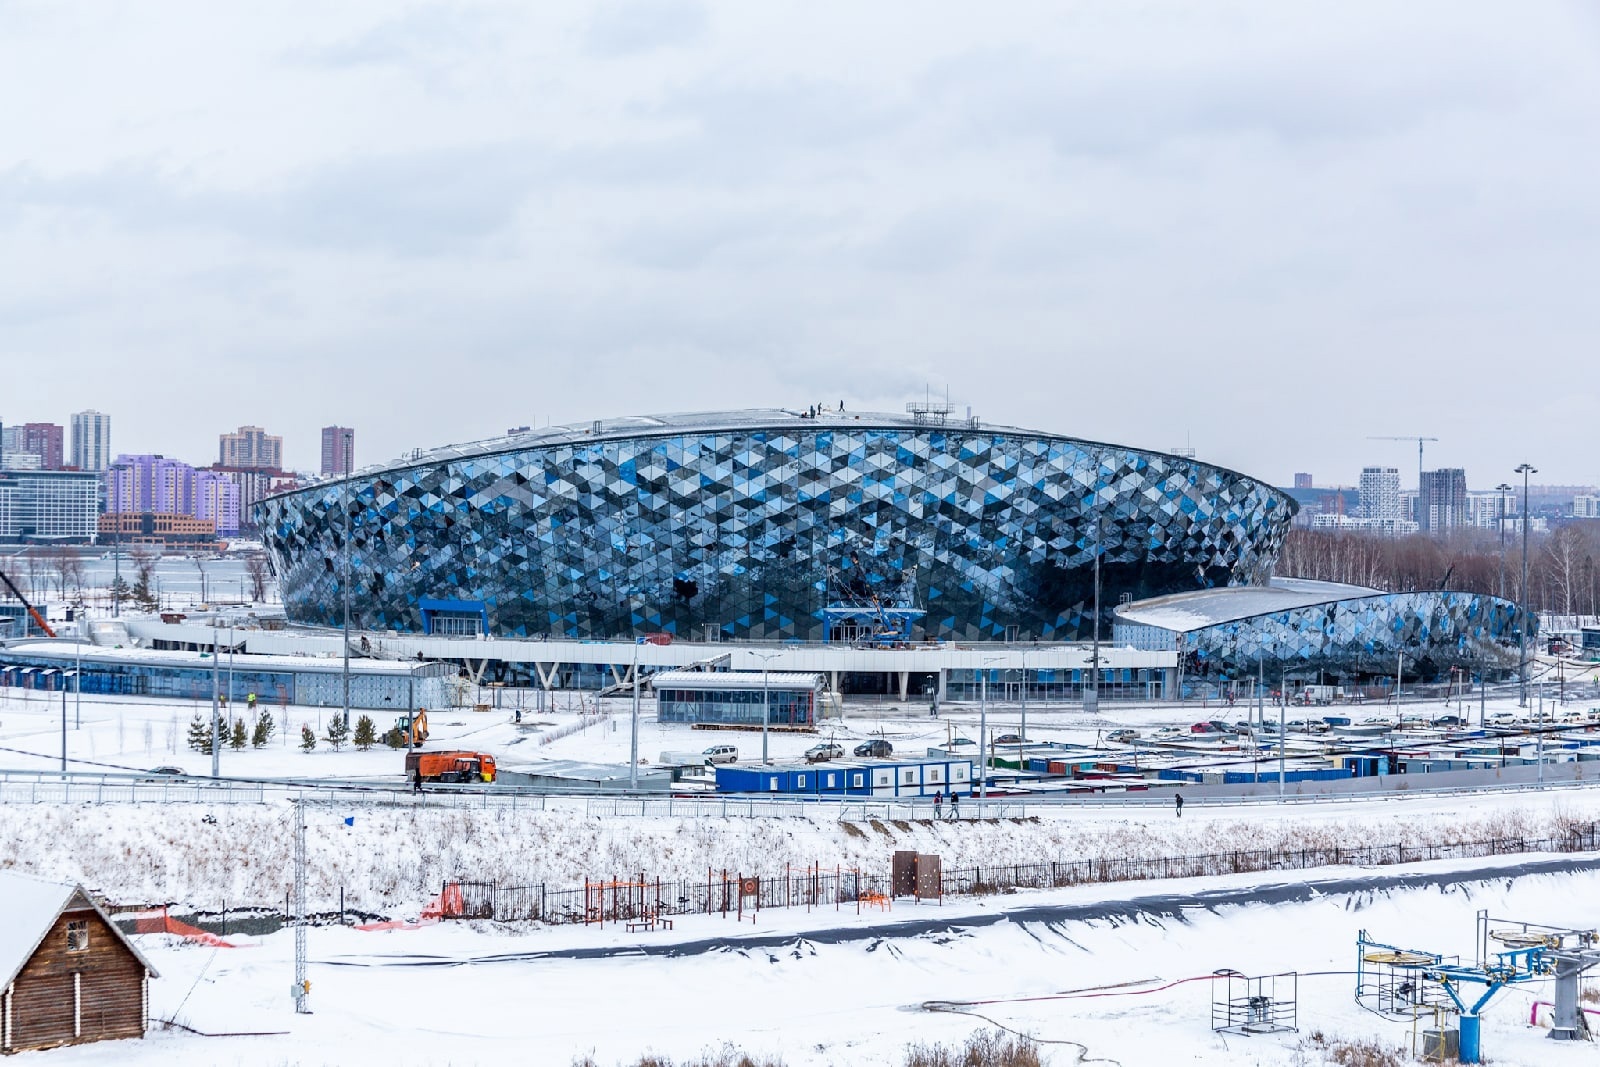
[1551,961,1585,1040]
[898,672,909,702]
[936,669,947,702]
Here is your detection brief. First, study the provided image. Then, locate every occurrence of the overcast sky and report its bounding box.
[3,1,1597,488]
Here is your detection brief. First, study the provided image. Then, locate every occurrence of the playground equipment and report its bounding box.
[1210,970,1298,1035]
[1357,911,1600,1063]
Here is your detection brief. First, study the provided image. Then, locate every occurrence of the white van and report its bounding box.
[702,744,739,765]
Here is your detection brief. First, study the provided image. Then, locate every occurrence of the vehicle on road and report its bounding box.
[804,742,845,763]
[1105,728,1140,744]
[405,750,497,783]
[854,739,893,758]
[139,766,186,780]
[702,744,739,764]
[992,733,1023,745]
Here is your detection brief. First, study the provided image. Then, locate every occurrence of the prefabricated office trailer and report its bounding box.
[715,758,973,797]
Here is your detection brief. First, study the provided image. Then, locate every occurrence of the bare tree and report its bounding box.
[244,553,272,603]
[191,556,210,605]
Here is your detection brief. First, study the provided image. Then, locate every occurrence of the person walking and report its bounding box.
[949,791,960,821]
[412,767,424,795]
[933,790,943,820]
[1174,792,1184,818]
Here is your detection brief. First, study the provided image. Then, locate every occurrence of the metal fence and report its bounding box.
[447,822,1600,925]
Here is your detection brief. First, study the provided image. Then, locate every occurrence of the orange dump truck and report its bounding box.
[405,750,498,784]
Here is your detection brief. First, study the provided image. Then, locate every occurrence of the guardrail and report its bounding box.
[0,767,1597,816]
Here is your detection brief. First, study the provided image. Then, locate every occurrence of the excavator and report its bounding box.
[384,708,429,749]
[0,565,56,638]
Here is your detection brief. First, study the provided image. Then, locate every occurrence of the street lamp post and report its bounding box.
[629,640,640,791]
[1018,652,1028,744]
[751,651,782,764]
[1089,518,1102,714]
[1515,463,1536,707]
[1495,482,1512,601]
[211,624,221,778]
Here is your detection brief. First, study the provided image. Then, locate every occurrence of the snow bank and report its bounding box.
[2,789,1596,919]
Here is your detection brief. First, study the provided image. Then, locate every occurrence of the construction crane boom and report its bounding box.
[1367,435,1439,490]
[0,565,57,638]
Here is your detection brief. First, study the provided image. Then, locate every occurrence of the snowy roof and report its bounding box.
[1,640,445,677]
[266,407,1287,507]
[651,670,826,691]
[1112,578,1382,633]
[0,870,158,989]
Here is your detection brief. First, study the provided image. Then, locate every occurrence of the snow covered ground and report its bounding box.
[26,857,1600,1066]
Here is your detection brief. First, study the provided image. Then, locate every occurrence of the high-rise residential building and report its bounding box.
[320,425,355,477]
[1359,466,1401,522]
[218,425,283,470]
[69,410,112,472]
[1575,495,1600,519]
[104,455,241,537]
[20,423,64,470]
[106,455,196,515]
[1293,473,1314,490]
[196,470,241,537]
[1418,468,1468,533]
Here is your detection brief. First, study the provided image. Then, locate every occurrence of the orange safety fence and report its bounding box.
[355,881,463,931]
[124,907,239,948]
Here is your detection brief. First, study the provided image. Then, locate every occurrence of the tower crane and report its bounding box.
[1368,435,1438,491]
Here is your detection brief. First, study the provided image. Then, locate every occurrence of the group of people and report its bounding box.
[931,790,960,820]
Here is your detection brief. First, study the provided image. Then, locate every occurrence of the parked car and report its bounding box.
[946,737,978,749]
[1189,722,1221,734]
[804,742,845,763]
[1431,715,1466,727]
[140,765,186,781]
[854,739,894,758]
[1105,728,1140,744]
[702,744,739,765]
[992,733,1023,745]
[1206,720,1232,734]
[1232,721,1255,735]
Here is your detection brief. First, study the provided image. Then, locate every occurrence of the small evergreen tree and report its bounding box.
[229,717,248,750]
[186,712,213,754]
[353,714,377,751]
[325,713,350,751]
[300,724,317,752]
[251,714,275,748]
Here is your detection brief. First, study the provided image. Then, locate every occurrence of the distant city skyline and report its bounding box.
[5,5,1599,486]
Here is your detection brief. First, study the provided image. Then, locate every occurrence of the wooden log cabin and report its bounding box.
[0,871,158,1054]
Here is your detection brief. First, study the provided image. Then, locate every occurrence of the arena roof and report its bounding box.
[273,406,1292,508]
[1112,578,1382,633]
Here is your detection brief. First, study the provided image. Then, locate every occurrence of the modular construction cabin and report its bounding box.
[716,756,974,797]
[0,871,158,1054]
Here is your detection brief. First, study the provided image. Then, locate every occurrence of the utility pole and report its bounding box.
[1516,463,1537,707]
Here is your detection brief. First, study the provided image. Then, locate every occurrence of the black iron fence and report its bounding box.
[445,822,1600,925]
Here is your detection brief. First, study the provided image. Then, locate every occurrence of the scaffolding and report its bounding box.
[1210,971,1298,1035]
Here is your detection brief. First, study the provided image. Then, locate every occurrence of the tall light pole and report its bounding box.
[341,482,352,731]
[210,622,221,777]
[751,651,781,764]
[629,640,640,790]
[1515,463,1536,708]
[1017,651,1028,744]
[1086,516,1102,714]
[980,654,1005,802]
[1495,482,1512,601]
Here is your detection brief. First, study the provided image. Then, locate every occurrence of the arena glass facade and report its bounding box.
[259,410,1297,642]
[1115,586,1532,682]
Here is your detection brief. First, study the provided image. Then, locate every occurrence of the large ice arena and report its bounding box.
[259,408,1299,644]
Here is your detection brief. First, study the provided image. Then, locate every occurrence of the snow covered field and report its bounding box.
[25,858,1600,1066]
